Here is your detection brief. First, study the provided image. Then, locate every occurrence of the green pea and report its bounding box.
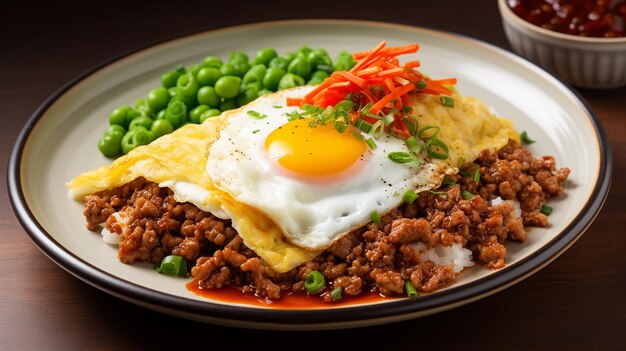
[189,104,210,124]
[268,57,289,71]
[197,86,220,108]
[203,56,223,68]
[99,124,127,157]
[258,89,273,96]
[236,86,259,107]
[278,73,305,90]
[231,62,251,77]
[98,132,124,157]
[150,119,174,138]
[164,98,188,128]
[214,76,241,99]
[296,45,313,58]
[307,70,330,85]
[124,109,142,127]
[128,115,154,131]
[307,49,333,69]
[262,67,286,91]
[176,73,200,107]
[253,48,278,66]
[228,51,249,63]
[146,87,171,113]
[199,109,221,123]
[220,63,238,76]
[220,98,237,111]
[121,127,154,155]
[109,106,131,127]
[168,86,177,97]
[134,98,154,118]
[196,67,222,87]
[242,64,267,87]
[161,70,182,89]
[156,109,166,120]
[287,57,311,80]
[334,50,357,71]
[104,124,126,137]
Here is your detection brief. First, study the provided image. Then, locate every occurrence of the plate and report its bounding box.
[7,19,611,330]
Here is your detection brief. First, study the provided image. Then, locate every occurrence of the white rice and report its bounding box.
[489,196,522,218]
[413,242,474,273]
[100,212,124,245]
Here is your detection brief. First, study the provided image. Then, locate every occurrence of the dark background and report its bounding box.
[1,1,625,350]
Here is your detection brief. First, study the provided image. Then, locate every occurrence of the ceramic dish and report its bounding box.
[498,0,626,89]
[7,19,611,330]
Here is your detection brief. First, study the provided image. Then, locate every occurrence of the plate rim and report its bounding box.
[6,19,613,329]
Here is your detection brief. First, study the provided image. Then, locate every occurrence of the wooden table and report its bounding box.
[2,1,624,349]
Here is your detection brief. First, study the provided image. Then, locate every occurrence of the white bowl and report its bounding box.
[498,0,626,89]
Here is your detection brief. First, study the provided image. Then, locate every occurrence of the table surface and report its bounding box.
[2,1,624,350]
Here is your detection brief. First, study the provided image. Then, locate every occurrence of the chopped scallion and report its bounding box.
[304,271,326,294]
[246,110,267,119]
[156,255,187,277]
[331,287,342,301]
[402,190,419,204]
[370,211,382,225]
[354,118,373,133]
[405,281,418,298]
[520,131,535,145]
[442,177,457,186]
[440,96,455,107]
[416,79,427,90]
[365,137,377,149]
[388,151,417,164]
[540,204,553,216]
[462,190,475,200]
[425,138,449,160]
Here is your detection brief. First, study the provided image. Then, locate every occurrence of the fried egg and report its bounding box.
[206,86,451,250]
[67,85,518,273]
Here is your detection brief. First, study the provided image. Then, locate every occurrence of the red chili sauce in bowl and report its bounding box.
[507,0,626,37]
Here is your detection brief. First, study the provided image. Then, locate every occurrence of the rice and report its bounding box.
[413,242,474,273]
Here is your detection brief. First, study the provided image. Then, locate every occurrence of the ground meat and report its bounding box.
[81,140,569,302]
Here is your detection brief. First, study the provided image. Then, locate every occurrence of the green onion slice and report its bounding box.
[247,110,267,119]
[365,137,377,149]
[417,125,440,140]
[331,287,342,301]
[388,151,417,164]
[402,190,419,204]
[156,255,188,277]
[405,281,418,298]
[442,177,457,185]
[354,118,373,133]
[520,131,535,145]
[440,95,455,107]
[462,190,475,200]
[333,116,348,133]
[416,79,427,90]
[540,204,553,216]
[425,138,449,160]
[370,211,382,225]
[406,136,422,154]
[371,120,385,139]
[304,271,326,294]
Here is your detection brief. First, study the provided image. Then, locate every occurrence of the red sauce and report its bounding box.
[186,279,398,308]
[507,0,626,37]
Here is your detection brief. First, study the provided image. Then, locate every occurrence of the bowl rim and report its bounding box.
[498,0,626,44]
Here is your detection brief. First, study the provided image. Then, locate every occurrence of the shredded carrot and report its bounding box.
[291,40,456,138]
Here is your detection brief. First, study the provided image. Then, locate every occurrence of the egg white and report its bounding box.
[206,86,450,250]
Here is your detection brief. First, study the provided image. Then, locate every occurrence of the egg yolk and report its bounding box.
[264,118,366,176]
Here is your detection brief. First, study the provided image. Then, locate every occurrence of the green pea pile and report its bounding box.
[97,46,357,157]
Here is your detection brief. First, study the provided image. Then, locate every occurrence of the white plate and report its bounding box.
[8,19,611,330]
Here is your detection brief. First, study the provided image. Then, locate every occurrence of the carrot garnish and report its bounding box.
[290,40,457,142]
